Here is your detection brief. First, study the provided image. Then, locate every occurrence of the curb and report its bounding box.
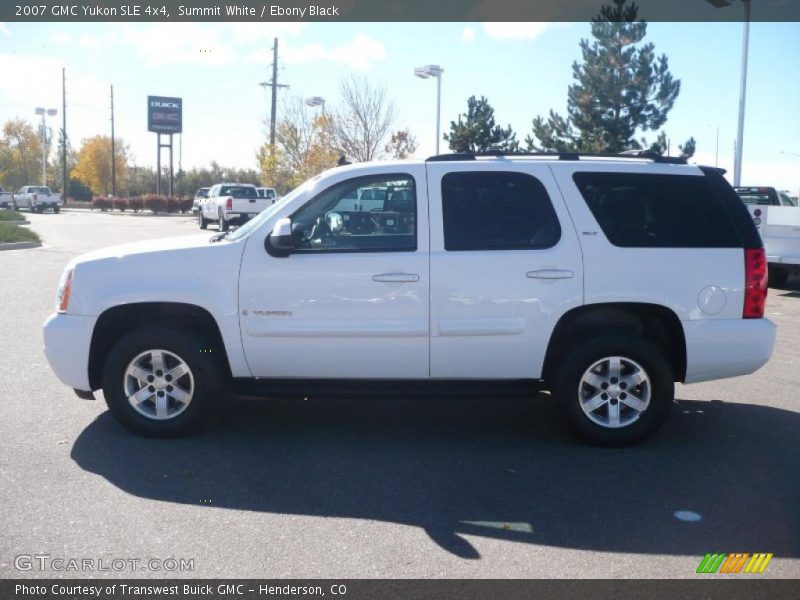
[0,241,42,251]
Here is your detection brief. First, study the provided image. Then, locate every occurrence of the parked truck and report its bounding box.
[198,183,269,231]
[0,186,13,209]
[13,186,62,213]
[735,186,800,287]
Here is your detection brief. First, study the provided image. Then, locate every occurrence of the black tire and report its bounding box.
[101,326,223,437]
[768,267,789,289]
[198,209,208,230]
[53,206,60,214]
[219,210,230,232]
[552,334,674,447]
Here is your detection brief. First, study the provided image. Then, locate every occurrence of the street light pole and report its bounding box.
[734,0,751,186]
[414,65,444,155]
[35,107,58,186]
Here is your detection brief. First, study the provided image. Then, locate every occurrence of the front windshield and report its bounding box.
[225,178,316,242]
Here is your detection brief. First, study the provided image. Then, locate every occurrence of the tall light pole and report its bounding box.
[415,65,444,155]
[706,0,750,185]
[35,107,58,186]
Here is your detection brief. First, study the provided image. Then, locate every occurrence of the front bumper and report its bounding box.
[683,318,777,383]
[43,312,97,392]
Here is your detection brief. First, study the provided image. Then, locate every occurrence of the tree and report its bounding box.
[527,0,693,155]
[49,131,78,193]
[445,96,518,153]
[641,131,696,159]
[71,135,129,196]
[332,75,396,162]
[385,129,418,159]
[258,95,340,193]
[0,118,43,189]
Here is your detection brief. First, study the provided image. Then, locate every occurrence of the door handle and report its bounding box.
[526,269,574,280]
[372,273,420,283]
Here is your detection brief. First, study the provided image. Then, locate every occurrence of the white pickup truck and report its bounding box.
[0,186,13,209]
[44,154,775,446]
[735,186,800,288]
[198,183,269,231]
[13,185,62,213]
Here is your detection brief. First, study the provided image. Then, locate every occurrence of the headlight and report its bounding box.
[56,268,74,313]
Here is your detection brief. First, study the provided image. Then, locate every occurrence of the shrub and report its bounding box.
[92,196,112,211]
[165,196,180,213]
[112,197,129,212]
[128,196,144,212]
[143,194,167,214]
[0,210,25,222]
[179,196,194,213]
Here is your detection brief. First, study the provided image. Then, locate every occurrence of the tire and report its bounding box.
[53,206,60,214]
[768,267,788,289]
[198,209,208,230]
[101,326,223,437]
[219,210,230,232]
[552,334,674,446]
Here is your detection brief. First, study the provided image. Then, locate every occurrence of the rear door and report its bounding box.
[427,161,584,379]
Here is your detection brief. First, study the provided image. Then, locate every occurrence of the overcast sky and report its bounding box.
[1,20,798,192]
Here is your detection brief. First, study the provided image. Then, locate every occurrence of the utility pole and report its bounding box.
[110,85,116,197]
[259,37,288,147]
[62,67,67,205]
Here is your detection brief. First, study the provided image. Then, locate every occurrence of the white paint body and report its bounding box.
[747,204,800,268]
[200,183,270,225]
[43,158,776,393]
[13,186,61,211]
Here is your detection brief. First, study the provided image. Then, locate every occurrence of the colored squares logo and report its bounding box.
[697,553,773,574]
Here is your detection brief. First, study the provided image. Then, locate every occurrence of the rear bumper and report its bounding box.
[43,312,97,392]
[683,318,776,384]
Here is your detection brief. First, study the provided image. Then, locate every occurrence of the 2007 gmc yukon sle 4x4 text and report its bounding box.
[43,153,776,445]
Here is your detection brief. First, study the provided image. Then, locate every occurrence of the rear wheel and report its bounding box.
[768,266,789,289]
[53,206,60,214]
[101,326,222,437]
[552,334,673,446]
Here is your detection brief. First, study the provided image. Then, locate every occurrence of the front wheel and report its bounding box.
[552,335,673,446]
[53,206,60,214]
[198,209,208,229]
[219,210,229,231]
[101,326,223,437]
[768,267,789,289]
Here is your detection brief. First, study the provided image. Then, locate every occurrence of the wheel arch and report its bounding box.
[542,302,687,384]
[88,302,231,390]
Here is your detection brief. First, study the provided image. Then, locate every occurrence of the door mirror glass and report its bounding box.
[326,212,344,233]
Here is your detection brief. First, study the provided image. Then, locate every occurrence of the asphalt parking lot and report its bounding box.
[1,209,798,579]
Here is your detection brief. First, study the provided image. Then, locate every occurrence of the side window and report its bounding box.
[573,172,741,248]
[290,174,417,253]
[441,171,561,251]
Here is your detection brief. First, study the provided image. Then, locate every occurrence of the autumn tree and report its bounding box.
[0,118,43,189]
[258,95,339,192]
[71,135,129,196]
[445,96,518,153]
[332,75,396,162]
[527,0,693,155]
[385,129,418,159]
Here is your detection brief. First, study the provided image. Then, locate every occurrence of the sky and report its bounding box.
[1,20,799,193]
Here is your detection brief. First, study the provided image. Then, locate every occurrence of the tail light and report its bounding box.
[743,248,767,319]
[226,197,233,210]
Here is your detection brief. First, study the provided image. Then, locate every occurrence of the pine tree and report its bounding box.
[527,0,693,155]
[445,96,518,153]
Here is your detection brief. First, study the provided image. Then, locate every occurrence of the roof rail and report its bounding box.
[425,151,687,165]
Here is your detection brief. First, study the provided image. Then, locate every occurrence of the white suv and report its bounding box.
[43,153,776,445]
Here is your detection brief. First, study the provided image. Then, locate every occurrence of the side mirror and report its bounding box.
[266,217,294,257]
[327,212,344,233]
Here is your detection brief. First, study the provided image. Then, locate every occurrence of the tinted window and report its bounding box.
[441,171,561,251]
[734,187,779,206]
[220,185,257,198]
[573,172,742,248]
[291,174,416,253]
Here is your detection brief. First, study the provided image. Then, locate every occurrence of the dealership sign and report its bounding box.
[147,96,182,133]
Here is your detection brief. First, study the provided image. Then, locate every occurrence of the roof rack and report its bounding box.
[425,151,688,165]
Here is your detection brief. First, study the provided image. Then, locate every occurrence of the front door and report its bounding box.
[238,166,430,379]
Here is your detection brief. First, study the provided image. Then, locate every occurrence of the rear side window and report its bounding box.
[573,172,741,248]
[441,171,561,251]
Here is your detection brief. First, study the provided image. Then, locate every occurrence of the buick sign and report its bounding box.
[147,95,182,134]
